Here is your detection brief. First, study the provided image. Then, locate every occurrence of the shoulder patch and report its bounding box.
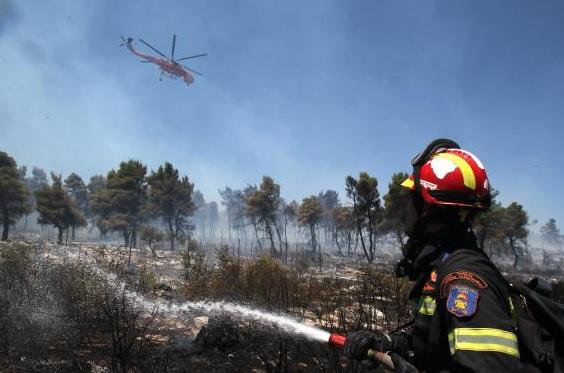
[440,271,487,297]
[446,285,479,318]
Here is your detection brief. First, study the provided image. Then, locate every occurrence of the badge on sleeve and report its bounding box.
[446,285,479,317]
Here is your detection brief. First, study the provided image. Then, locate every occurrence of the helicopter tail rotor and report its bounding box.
[119,36,133,47]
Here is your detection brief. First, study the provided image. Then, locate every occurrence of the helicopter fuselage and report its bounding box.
[125,40,194,85]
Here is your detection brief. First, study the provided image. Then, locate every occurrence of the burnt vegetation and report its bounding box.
[0,149,563,372]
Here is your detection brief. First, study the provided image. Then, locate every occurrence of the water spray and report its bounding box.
[58,250,395,368]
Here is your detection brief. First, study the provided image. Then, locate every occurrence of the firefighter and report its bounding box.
[344,139,523,372]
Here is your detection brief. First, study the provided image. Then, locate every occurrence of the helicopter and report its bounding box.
[121,34,206,85]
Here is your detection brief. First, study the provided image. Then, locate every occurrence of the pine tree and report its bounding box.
[381,172,411,251]
[35,173,85,244]
[0,151,31,240]
[345,172,381,263]
[64,173,88,240]
[90,160,147,247]
[147,162,195,250]
[298,196,323,252]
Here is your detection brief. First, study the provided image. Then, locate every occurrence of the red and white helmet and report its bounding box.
[401,139,491,210]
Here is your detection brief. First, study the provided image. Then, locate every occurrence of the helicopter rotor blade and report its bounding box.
[171,34,176,61]
[119,35,128,47]
[182,64,203,76]
[176,53,207,61]
[139,39,168,58]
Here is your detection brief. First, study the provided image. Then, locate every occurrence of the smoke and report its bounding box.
[0,1,164,178]
[0,0,15,34]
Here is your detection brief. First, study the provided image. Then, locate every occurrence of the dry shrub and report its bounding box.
[181,247,413,336]
[243,255,292,308]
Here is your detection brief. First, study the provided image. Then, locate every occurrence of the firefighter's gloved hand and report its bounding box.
[344,330,389,361]
[390,353,419,373]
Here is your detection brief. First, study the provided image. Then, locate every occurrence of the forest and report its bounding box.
[1,149,563,372]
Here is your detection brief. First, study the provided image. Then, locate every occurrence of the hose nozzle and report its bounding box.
[328,333,347,350]
[327,333,395,370]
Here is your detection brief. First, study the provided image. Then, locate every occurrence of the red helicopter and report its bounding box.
[121,35,206,85]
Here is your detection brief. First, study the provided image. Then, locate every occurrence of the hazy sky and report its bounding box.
[1,0,563,230]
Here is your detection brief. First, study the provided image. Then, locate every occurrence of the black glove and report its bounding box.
[344,330,389,361]
[390,353,419,373]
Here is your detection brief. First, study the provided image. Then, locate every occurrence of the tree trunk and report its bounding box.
[266,223,276,257]
[2,220,9,241]
[309,223,317,252]
[227,204,232,243]
[251,220,262,251]
[1,209,9,241]
[283,219,289,264]
[274,221,284,257]
[334,230,342,255]
[367,218,375,263]
[168,221,175,251]
[357,224,371,263]
[57,227,64,244]
[71,225,76,241]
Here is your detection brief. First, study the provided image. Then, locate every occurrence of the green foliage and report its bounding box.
[0,151,31,240]
[245,176,283,256]
[87,174,106,194]
[298,196,323,252]
[26,167,48,193]
[381,172,411,249]
[140,225,164,248]
[90,160,147,247]
[345,172,382,263]
[181,240,208,285]
[137,265,158,293]
[473,190,503,253]
[243,256,288,307]
[500,202,529,268]
[64,172,89,215]
[298,196,323,227]
[34,173,85,244]
[147,161,195,250]
[333,206,356,255]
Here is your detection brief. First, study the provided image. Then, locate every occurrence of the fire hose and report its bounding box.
[328,333,395,369]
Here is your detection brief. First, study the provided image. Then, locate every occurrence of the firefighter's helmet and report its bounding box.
[401,139,491,210]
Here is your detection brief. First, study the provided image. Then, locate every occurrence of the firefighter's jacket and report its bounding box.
[392,243,524,372]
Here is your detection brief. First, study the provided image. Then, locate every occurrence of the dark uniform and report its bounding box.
[391,231,522,372]
[344,139,531,372]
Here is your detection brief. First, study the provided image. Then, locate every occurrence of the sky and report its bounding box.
[0,0,563,231]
